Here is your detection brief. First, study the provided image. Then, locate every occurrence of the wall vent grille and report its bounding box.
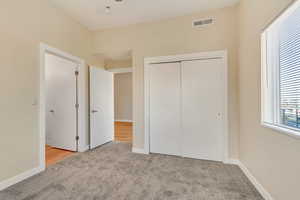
[193,18,214,27]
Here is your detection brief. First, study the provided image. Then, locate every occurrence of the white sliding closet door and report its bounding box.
[181,59,224,161]
[149,62,181,156]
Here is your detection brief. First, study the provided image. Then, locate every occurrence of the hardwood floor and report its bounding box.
[46,145,74,167]
[114,121,133,143]
[46,122,132,167]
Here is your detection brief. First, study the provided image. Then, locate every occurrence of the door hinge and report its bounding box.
[75,71,79,76]
[75,104,79,109]
[76,136,79,141]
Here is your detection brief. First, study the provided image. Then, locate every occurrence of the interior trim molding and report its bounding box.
[108,67,133,74]
[80,145,90,152]
[132,147,148,154]
[225,159,240,165]
[228,159,273,200]
[115,119,133,123]
[0,166,44,191]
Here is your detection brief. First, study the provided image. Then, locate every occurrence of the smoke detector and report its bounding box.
[105,6,111,14]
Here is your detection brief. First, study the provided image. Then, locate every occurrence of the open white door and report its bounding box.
[45,53,78,152]
[90,67,114,149]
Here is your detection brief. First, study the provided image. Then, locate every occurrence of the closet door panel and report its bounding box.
[149,62,181,156]
[181,59,224,161]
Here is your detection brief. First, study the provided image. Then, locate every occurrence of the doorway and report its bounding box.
[89,66,132,147]
[106,68,133,143]
[114,71,133,143]
[39,43,88,169]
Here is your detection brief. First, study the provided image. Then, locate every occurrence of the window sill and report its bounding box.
[262,122,300,139]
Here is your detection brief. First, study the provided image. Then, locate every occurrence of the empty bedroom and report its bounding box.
[0,0,299,199]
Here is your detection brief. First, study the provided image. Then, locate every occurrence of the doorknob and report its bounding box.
[91,110,98,113]
[50,110,55,113]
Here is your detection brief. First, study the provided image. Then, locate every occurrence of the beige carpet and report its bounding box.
[0,143,263,200]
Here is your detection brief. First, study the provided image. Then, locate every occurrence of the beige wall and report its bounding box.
[4,1,298,198]
[0,0,101,182]
[93,5,240,159]
[114,73,133,121]
[238,0,300,199]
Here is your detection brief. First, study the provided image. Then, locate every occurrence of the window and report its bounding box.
[261,1,300,138]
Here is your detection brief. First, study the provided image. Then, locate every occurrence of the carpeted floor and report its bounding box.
[0,143,263,200]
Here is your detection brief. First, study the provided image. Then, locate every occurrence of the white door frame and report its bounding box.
[144,50,229,163]
[108,67,134,123]
[39,43,87,170]
[107,67,133,74]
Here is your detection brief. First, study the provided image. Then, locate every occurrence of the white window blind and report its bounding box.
[279,7,300,128]
[261,1,300,138]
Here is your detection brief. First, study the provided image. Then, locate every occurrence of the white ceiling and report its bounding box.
[50,0,239,30]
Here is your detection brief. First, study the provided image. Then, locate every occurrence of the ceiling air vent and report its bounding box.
[193,18,214,27]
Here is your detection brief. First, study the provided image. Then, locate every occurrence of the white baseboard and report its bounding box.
[79,145,90,152]
[0,166,44,191]
[228,159,273,200]
[224,159,240,165]
[115,119,133,123]
[132,147,148,154]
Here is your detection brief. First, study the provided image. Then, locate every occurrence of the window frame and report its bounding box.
[261,0,300,139]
